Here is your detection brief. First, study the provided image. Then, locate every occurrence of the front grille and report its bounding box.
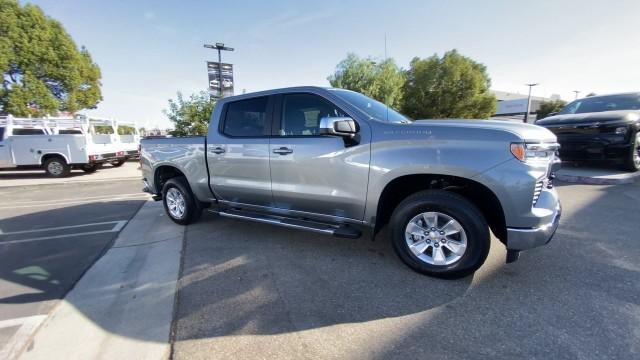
[533,179,544,206]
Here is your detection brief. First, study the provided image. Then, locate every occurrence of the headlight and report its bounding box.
[510,142,558,162]
[614,126,628,135]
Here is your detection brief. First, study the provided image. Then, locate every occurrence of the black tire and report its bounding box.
[111,159,126,167]
[43,157,71,177]
[389,190,490,279]
[621,132,640,172]
[162,177,202,225]
[81,164,99,173]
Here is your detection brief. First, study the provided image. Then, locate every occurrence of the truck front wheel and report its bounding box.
[162,177,202,225]
[44,157,71,177]
[389,190,490,279]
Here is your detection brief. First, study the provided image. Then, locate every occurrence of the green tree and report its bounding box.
[0,0,102,116]
[164,91,216,136]
[328,53,405,109]
[536,99,567,119]
[402,50,496,119]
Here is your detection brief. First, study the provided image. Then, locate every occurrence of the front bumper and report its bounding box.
[506,202,561,251]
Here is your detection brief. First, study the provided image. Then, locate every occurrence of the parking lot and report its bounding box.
[1,172,639,359]
[0,172,146,358]
[171,182,640,359]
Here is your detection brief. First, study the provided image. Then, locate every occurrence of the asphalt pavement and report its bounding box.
[172,182,640,360]
[0,179,147,359]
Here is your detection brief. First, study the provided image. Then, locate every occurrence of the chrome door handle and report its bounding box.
[210,147,225,154]
[273,147,293,155]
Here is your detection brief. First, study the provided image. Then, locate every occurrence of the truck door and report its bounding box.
[269,93,370,221]
[207,96,274,206]
[0,127,13,167]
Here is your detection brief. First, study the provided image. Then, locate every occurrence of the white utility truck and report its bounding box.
[0,115,120,177]
[49,116,128,167]
[115,121,141,162]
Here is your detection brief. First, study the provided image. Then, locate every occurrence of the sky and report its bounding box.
[24,0,640,129]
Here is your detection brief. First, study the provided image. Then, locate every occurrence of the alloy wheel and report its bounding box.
[404,211,467,266]
[166,188,186,219]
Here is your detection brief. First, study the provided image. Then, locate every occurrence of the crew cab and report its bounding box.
[535,92,640,171]
[140,87,562,278]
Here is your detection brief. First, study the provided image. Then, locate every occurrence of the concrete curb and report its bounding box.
[20,201,184,360]
[556,170,640,185]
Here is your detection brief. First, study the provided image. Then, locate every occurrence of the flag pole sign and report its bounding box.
[207,62,234,98]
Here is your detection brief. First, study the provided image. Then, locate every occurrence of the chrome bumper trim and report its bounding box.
[506,203,561,251]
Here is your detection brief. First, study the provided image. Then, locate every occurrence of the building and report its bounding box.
[491,90,560,122]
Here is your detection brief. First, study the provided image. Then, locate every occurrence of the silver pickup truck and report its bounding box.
[141,87,561,278]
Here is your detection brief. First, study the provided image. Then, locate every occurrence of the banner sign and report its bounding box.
[207,62,234,98]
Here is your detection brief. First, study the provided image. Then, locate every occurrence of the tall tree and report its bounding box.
[0,0,102,116]
[328,53,405,109]
[402,50,496,119]
[536,99,567,119]
[164,91,216,136]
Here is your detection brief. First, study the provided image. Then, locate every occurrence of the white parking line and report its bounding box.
[6,192,146,205]
[0,221,127,236]
[0,315,47,360]
[0,194,149,209]
[0,220,128,245]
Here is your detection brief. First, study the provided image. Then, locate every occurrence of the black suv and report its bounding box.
[535,92,640,171]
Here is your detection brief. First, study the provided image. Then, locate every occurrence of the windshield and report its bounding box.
[559,93,640,114]
[330,89,411,123]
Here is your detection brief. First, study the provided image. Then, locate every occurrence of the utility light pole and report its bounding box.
[524,83,539,123]
[572,90,580,100]
[204,42,234,98]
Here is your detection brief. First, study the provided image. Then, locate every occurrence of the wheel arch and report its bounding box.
[154,165,187,195]
[40,152,70,165]
[374,174,507,244]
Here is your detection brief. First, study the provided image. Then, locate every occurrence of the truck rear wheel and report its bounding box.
[389,190,490,279]
[44,157,71,177]
[81,164,99,173]
[162,177,202,225]
[111,159,126,167]
[621,132,640,172]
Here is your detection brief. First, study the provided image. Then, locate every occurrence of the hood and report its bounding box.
[535,110,640,127]
[411,119,557,142]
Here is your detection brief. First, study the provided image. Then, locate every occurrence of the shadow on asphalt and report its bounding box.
[0,171,90,180]
[1,184,638,359]
[0,200,145,307]
[171,183,639,359]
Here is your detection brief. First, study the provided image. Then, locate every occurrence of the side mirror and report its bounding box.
[319,117,357,138]
[547,112,558,117]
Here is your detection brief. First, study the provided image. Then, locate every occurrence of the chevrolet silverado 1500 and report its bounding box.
[141,87,561,278]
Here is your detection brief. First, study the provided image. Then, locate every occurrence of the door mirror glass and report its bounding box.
[319,117,357,137]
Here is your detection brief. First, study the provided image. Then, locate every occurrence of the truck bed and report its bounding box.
[140,136,212,201]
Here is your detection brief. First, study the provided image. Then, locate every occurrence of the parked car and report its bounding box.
[0,116,114,176]
[140,87,561,279]
[535,92,640,171]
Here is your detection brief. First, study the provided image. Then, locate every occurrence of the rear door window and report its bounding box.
[222,97,269,137]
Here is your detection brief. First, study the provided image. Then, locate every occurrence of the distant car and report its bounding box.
[222,78,233,88]
[535,92,640,171]
[209,79,220,88]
